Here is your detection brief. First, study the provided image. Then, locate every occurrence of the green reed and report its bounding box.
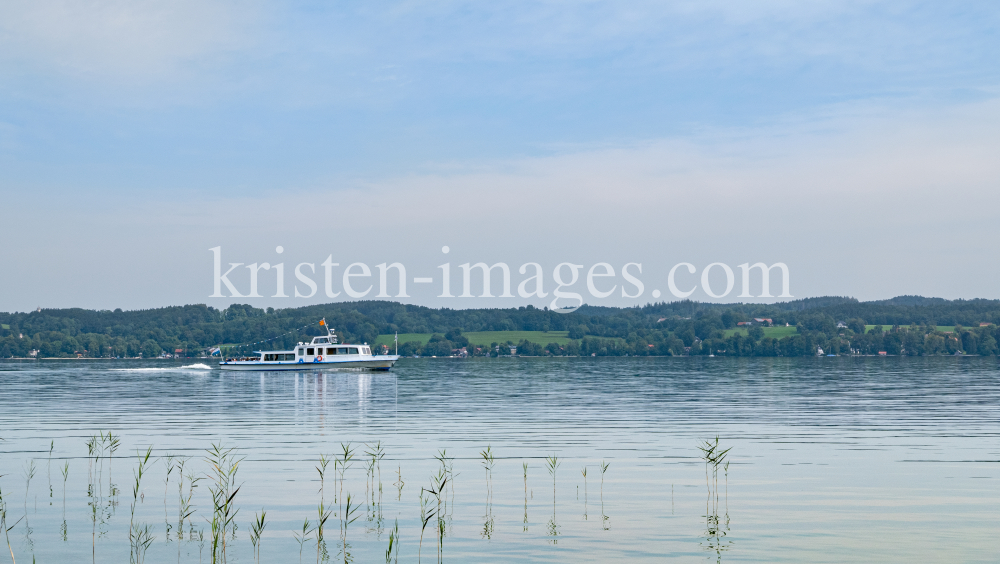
[180,467,202,541]
[86,435,96,487]
[364,456,376,505]
[479,447,494,541]
[107,432,120,493]
[336,443,355,534]
[132,524,155,564]
[428,469,448,561]
[47,441,54,507]
[385,518,399,564]
[415,467,448,558]
[1,478,24,564]
[162,455,176,539]
[522,462,529,532]
[60,460,69,541]
[369,442,386,497]
[545,456,560,497]
[724,460,730,515]
[433,449,454,507]
[316,501,331,564]
[173,457,190,539]
[22,460,35,516]
[60,462,69,509]
[0,440,678,562]
[129,446,154,564]
[432,449,454,527]
[418,490,433,564]
[90,490,97,561]
[479,446,494,506]
[545,455,560,543]
[172,457,191,564]
[20,459,36,559]
[249,509,266,564]
[316,454,330,541]
[205,443,242,564]
[697,436,731,516]
[91,431,117,494]
[293,519,313,564]
[697,437,733,559]
[600,460,610,530]
[340,493,361,564]
[365,442,387,515]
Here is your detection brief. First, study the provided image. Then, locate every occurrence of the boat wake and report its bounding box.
[111,363,214,372]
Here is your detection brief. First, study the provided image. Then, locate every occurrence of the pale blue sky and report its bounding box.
[2,1,999,310]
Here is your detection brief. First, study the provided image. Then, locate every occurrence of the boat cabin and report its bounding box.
[293,344,372,359]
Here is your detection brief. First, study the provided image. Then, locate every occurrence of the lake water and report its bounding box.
[0,357,997,563]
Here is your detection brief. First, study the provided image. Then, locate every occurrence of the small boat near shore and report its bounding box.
[219,323,399,371]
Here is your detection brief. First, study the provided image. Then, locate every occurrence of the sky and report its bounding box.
[2,1,999,312]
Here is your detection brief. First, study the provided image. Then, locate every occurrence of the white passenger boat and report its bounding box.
[219,323,399,371]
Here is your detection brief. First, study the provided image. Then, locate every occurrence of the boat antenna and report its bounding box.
[320,318,338,343]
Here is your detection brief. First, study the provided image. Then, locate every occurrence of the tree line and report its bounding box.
[1,296,1000,358]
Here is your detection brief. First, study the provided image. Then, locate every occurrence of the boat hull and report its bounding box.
[219,356,399,371]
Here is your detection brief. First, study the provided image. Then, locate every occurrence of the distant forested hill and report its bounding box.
[1,296,999,358]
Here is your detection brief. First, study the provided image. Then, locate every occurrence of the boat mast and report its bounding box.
[322,318,338,344]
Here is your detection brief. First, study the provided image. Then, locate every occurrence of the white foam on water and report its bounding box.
[110,363,214,372]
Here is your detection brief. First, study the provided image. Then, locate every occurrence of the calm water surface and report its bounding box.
[0,357,997,563]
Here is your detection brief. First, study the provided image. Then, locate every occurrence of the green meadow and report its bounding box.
[723,326,798,339]
[375,330,574,348]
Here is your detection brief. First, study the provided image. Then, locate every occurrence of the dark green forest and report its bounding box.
[1,295,999,358]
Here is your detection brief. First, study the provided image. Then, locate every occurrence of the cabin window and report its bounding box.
[283,354,293,361]
[349,347,359,355]
[297,348,304,355]
[264,354,274,361]
[338,347,347,354]
[317,338,327,344]
[307,348,315,355]
[327,347,336,355]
